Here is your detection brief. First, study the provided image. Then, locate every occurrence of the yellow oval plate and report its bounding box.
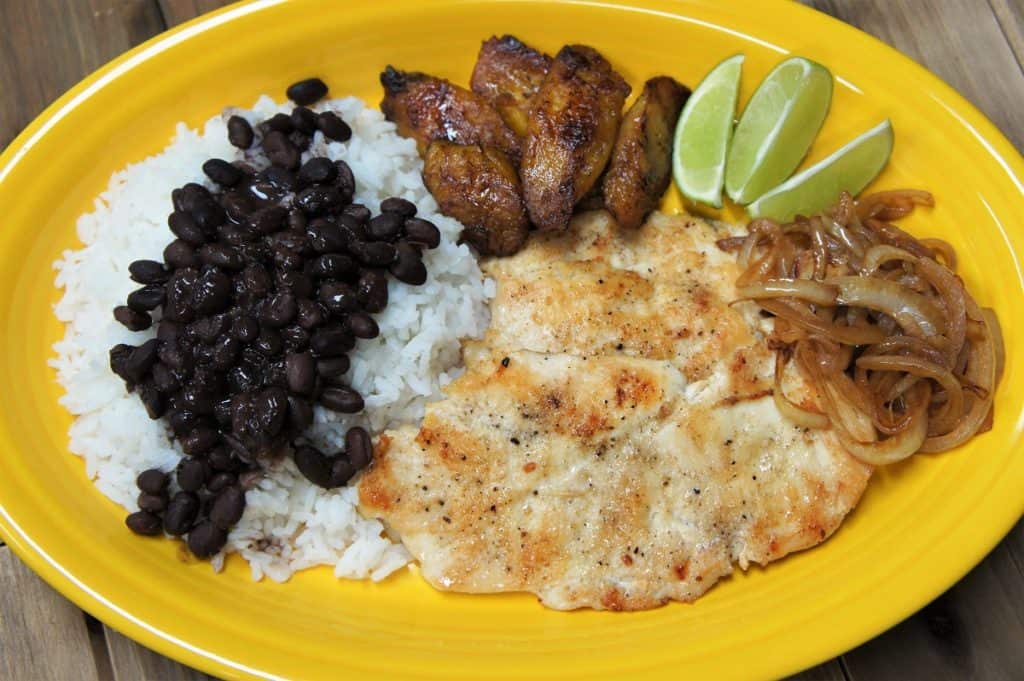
[0,1,1021,679]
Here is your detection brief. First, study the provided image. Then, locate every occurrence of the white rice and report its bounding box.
[51,96,494,582]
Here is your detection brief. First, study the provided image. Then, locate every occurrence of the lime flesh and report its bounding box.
[747,119,894,221]
[672,54,744,208]
[725,57,833,205]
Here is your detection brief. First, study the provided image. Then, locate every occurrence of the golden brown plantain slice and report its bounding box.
[520,45,630,232]
[603,76,690,229]
[422,141,529,256]
[470,35,552,137]
[380,66,521,161]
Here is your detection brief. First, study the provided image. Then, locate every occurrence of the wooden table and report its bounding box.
[1,1,1022,678]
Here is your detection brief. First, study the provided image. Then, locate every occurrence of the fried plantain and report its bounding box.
[422,141,529,256]
[470,35,552,137]
[520,45,630,231]
[380,66,521,161]
[602,76,690,229]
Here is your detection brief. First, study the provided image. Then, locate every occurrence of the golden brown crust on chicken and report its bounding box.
[421,141,529,256]
[470,35,552,137]
[380,66,521,161]
[520,45,630,232]
[603,76,690,229]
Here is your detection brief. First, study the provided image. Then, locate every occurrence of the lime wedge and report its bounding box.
[672,54,744,208]
[725,57,832,205]
[747,119,894,221]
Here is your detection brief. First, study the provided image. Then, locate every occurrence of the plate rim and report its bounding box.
[0,1,1021,679]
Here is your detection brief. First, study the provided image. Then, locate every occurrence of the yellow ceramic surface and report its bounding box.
[0,1,1021,679]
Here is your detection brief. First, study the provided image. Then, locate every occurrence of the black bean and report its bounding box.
[277,270,315,299]
[181,383,216,415]
[167,409,198,436]
[281,324,310,351]
[152,362,180,393]
[366,213,403,242]
[290,106,318,134]
[158,344,193,374]
[242,263,272,295]
[272,245,304,271]
[296,185,345,216]
[126,511,163,536]
[136,468,169,494]
[356,270,388,312]
[203,158,243,187]
[316,111,351,141]
[168,210,206,246]
[210,485,246,529]
[316,355,350,378]
[109,344,134,382]
[163,491,200,535]
[310,253,356,279]
[347,312,379,339]
[221,191,260,222]
[129,260,169,284]
[187,521,228,558]
[262,130,301,170]
[318,281,360,314]
[287,396,313,431]
[320,386,364,413]
[182,426,220,456]
[127,285,165,312]
[293,445,333,487]
[207,471,237,493]
[287,78,328,106]
[124,339,160,382]
[334,160,355,202]
[199,243,245,270]
[296,299,327,330]
[190,198,227,233]
[346,426,373,469]
[329,456,356,486]
[138,492,168,513]
[389,242,427,285]
[285,351,316,395]
[177,457,212,492]
[380,197,417,218]
[307,220,348,253]
[350,240,396,267]
[166,267,197,308]
[113,305,150,331]
[255,386,289,436]
[190,315,229,343]
[211,336,240,370]
[214,397,233,427]
[208,447,242,472]
[260,166,299,192]
[298,157,337,185]
[261,292,297,327]
[157,320,182,344]
[173,183,213,213]
[402,217,441,249]
[341,203,371,224]
[138,382,166,419]
[287,208,308,232]
[254,328,283,356]
[309,324,355,357]
[227,115,254,149]
[191,268,232,315]
[289,130,311,152]
[163,239,199,268]
[231,316,260,342]
[262,112,294,134]
[248,205,288,235]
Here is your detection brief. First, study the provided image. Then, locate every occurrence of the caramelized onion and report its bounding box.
[721,189,1002,464]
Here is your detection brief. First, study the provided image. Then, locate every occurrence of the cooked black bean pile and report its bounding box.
[115,78,441,559]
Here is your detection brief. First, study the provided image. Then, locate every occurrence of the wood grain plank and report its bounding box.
[803,0,1024,150]
[0,548,104,681]
[157,0,231,27]
[0,0,166,150]
[105,626,213,681]
[989,0,1024,72]
[841,529,1024,681]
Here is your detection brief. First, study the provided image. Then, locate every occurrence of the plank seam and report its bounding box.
[987,0,1024,77]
